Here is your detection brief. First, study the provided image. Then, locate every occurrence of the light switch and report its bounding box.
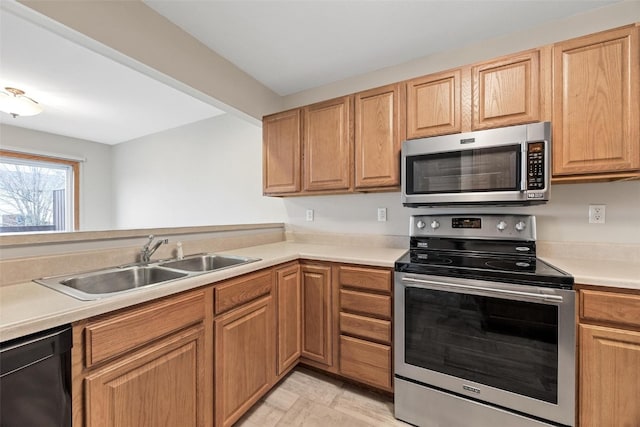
[377,207,387,222]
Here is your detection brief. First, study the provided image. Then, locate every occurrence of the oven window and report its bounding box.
[405,287,558,404]
[407,145,520,194]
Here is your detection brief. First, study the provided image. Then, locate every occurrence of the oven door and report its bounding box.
[394,272,575,426]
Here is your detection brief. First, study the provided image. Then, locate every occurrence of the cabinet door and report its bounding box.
[215,296,274,427]
[579,324,640,426]
[84,325,205,427]
[300,264,333,366]
[553,26,640,178]
[406,69,461,138]
[263,109,301,195]
[472,50,540,130]
[276,263,301,376]
[303,96,353,192]
[354,83,403,189]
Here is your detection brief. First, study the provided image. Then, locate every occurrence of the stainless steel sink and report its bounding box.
[159,254,258,272]
[36,266,188,301]
[34,253,261,301]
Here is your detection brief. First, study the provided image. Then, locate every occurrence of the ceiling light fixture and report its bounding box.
[0,87,43,118]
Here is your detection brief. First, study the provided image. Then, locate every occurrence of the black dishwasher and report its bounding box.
[1,325,72,427]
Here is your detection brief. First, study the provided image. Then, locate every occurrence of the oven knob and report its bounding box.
[496,221,507,231]
[430,220,440,230]
[515,221,527,232]
[416,220,426,230]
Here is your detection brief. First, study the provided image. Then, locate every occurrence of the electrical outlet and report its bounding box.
[305,209,314,221]
[588,204,606,224]
[377,207,387,222]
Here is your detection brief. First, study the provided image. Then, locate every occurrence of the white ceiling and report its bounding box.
[145,0,619,96]
[0,7,224,145]
[0,1,620,145]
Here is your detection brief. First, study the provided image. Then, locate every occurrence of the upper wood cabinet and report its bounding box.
[263,88,403,196]
[354,83,404,189]
[262,109,301,195]
[406,69,462,138]
[471,50,542,130]
[406,48,549,138]
[264,24,638,189]
[303,96,354,192]
[552,25,640,180]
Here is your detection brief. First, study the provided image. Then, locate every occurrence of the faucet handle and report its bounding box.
[142,235,155,249]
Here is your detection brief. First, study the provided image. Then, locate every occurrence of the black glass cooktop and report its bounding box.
[395,237,573,289]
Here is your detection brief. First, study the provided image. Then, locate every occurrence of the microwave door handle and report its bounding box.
[401,276,563,304]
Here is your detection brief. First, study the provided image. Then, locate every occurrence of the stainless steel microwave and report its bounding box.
[402,122,551,207]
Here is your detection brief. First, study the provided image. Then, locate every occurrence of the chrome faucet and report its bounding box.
[140,235,168,263]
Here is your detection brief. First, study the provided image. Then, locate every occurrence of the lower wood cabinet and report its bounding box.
[275,263,301,377]
[578,288,640,427]
[72,288,211,427]
[214,295,275,427]
[72,261,395,427]
[300,263,334,366]
[337,265,393,392]
[85,325,206,427]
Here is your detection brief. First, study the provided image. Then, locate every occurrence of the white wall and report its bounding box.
[111,114,286,229]
[0,124,113,231]
[283,181,640,244]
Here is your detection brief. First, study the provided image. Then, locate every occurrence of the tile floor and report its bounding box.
[235,367,412,427]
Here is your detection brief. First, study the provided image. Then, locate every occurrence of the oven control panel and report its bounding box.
[410,214,536,240]
[452,218,482,228]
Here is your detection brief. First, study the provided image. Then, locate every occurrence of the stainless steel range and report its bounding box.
[394,214,575,427]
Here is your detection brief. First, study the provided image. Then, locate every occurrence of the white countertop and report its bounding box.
[2,240,638,343]
[0,242,406,342]
[540,256,640,290]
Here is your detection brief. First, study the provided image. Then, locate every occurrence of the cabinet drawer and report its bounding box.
[85,290,205,367]
[339,266,391,293]
[340,289,391,319]
[340,335,391,390]
[215,269,272,314]
[340,312,391,344]
[581,290,640,328]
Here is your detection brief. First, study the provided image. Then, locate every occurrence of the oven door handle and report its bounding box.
[401,276,564,303]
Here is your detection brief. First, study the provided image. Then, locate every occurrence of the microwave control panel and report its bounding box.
[526,142,545,190]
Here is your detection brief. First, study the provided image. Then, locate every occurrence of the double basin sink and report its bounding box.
[35,254,260,301]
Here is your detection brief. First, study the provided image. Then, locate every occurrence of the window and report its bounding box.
[0,150,79,233]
